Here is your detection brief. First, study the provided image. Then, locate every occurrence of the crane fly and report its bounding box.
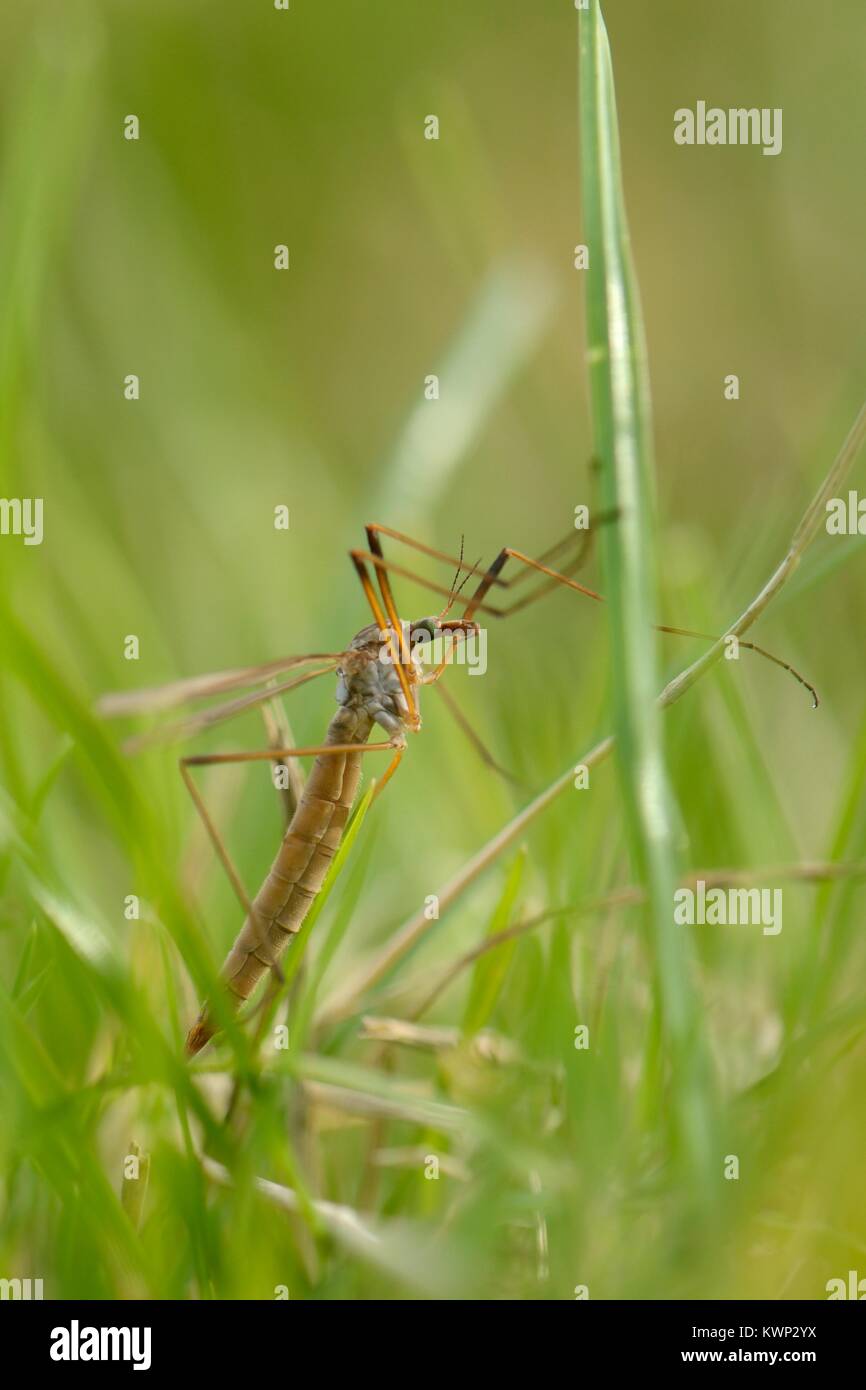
[98,522,818,1056]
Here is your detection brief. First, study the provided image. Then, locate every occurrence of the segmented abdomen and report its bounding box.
[185,703,372,1054]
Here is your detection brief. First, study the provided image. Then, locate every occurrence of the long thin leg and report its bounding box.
[398,633,518,783]
[349,551,419,728]
[179,760,284,984]
[260,689,304,827]
[183,741,398,769]
[457,509,617,591]
[658,625,818,708]
[374,746,404,798]
[462,547,603,620]
[344,546,580,619]
[460,555,817,701]
[365,521,601,593]
[348,538,603,618]
[434,682,522,786]
[364,519,612,615]
[366,526,421,727]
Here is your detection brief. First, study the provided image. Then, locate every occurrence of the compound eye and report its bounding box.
[410,618,438,645]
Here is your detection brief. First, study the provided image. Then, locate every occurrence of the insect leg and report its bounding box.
[260,687,304,827]
[349,548,419,728]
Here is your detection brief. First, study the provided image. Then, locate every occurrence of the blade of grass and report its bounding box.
[200,1155,462,1297]
[579,0,715,1183]
[462,850,524,1036]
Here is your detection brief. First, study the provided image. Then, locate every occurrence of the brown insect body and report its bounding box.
[185,624,421,1054]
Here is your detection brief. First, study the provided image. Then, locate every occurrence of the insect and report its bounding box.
[99,523,816,1055]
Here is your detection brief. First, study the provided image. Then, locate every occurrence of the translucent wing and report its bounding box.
[97,654,344,752]
[97,653,345,718]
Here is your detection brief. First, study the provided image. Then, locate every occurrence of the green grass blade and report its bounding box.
[462,850,524,1036]
[579,1,716,1185]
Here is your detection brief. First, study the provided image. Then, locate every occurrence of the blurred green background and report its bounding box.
[1,0,865,1300]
